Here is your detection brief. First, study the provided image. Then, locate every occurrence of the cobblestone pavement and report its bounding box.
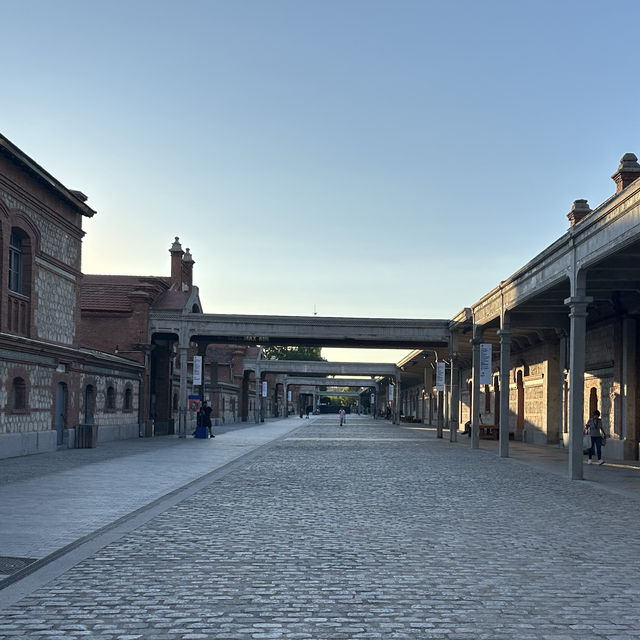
[1,415,640,639]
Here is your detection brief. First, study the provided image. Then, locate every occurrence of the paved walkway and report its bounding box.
[1,415,639,639]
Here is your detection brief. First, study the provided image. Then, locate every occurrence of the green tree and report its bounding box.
[262,345,325,361]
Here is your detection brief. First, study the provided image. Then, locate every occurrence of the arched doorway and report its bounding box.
[85,384,95,425]
[55,382,67,445]
[241,371,250,422]
[589,387,598,417]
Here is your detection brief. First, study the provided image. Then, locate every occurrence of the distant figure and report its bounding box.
[199,401,214,438]
[585,409,608,465]
[385,406,391,420]
[339,408,346,426]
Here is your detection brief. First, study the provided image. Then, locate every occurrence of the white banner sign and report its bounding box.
[370,393,375,405]
[388,385,394,401]
[479,343,492,385]
[436,361,446,391]
[192,356,203,385]
[261,381,268,397]
[287,390,292,401]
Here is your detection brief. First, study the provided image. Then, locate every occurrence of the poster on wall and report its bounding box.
[436,361,446,391]
[287,390,292,401]
[192,356,202,385]
[188,395,202,413]
[262,381,268,397]
[388,385,394,401]
[479,343,492,385]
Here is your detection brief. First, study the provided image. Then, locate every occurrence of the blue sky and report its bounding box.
[3,0,640,361]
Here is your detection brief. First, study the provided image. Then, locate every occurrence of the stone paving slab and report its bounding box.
[0,418,308,563]
[1,416,639,639]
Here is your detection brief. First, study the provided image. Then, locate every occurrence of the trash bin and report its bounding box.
[76,423,98,448]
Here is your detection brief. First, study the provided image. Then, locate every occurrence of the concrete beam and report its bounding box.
[315,391,361,398]
[281,377,378,388]
[245,359,398,376]
[150,311,450,349]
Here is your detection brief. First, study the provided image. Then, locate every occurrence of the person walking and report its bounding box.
[339,408,345,426]
[199,400,214,438]
[585,409,607,464]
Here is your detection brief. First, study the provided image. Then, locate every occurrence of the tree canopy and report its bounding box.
[262,345,325,361]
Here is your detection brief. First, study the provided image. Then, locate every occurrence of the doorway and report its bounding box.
[54,382,67,445]
[85,384,95,425]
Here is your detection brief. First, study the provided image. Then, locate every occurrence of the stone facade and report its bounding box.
[34,266,77,344]
[0,134,144,459]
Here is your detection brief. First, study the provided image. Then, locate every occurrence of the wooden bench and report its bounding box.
[479,424,499,439]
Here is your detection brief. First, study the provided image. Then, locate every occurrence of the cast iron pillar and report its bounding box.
[178,344,189,438]
[565,294,592,480]
[471,326,482,450]
[449,351,459,442]
[498,317,512,458]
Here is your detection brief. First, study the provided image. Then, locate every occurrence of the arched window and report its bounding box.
[106,385,116,410]
[9,230,23,294]
[7,227,32,336]
[12,377,27,411]
[124,387,132,411]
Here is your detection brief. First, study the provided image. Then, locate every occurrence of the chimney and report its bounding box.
[70,190,88,202]
[611,153,640,193]
[567,199,591,227]
[182,248,194,290]
[169,237,184,288]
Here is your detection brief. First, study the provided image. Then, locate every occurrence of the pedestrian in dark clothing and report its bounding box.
[199,401,214,438]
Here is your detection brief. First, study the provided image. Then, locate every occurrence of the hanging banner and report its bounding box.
[436,361,446,391]
[479,343,492,385]
[261,381,267,397]
[192,356,203,385]
[388,385,395,401]
[370,393,375,405]
[287,390,292,402]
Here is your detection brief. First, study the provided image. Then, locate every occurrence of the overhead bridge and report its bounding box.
[150,311,450,349]
[150,310,449,433]
[245,360,398,376]
[279,377,378,388]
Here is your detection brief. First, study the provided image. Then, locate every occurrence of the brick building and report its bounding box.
[395,153,640,464]
[0,134,144,458]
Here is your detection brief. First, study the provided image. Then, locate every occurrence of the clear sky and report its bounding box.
[3,0,639,362]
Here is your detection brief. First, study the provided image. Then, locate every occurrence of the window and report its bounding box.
[106,386,116,410]
[172,393,178,411]
[124,387,132,411]
[12,377,26,411]
[7,227,32,336]
[9,230,23,294]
